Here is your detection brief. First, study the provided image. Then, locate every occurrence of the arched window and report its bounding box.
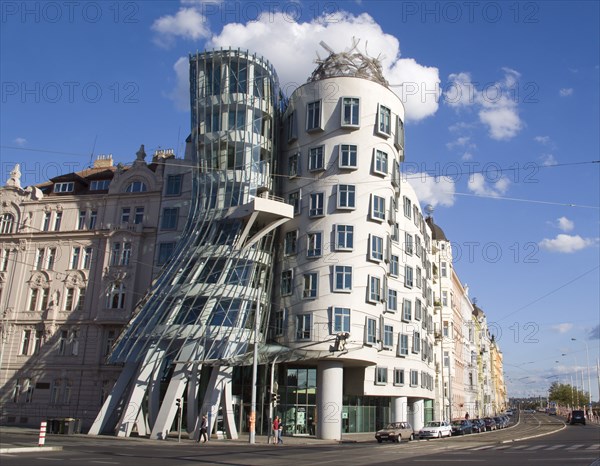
[0,213,15,234]
[107,283,125,309]
[125,181,147,193]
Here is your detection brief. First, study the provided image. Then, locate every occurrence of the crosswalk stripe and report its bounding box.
[471,445,495,451]
[586,444,600,450]
[524,445,547,450]
[545,445,566,450]
[566,444,585,450]
[511,445,529,450]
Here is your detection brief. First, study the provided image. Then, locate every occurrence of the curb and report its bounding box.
[0,446,63,454]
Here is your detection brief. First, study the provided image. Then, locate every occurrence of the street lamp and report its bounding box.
[571,338,592,415]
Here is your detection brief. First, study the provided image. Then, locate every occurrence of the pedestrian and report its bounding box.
[278,421,283,444]
[198,415,208,443]
[272,416,280,445]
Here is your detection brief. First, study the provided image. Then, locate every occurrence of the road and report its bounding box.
[1,412,598,466]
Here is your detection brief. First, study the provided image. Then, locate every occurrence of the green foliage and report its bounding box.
[548,381,589,406]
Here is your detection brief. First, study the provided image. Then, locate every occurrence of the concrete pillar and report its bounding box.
[409,399,425,432]
[391,396,408,422]
[316,360,343,440]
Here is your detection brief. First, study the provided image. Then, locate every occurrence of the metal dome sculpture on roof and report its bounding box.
[308,39,389,88]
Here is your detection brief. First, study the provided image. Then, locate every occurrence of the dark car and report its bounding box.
[451,419,473,435]
[569,410,586,425]
[375,422,414,443]
[483,417,497,431]
[471,419,485,433]
[494,416,506,429]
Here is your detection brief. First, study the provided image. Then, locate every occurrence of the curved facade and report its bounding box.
[273,75,436,438]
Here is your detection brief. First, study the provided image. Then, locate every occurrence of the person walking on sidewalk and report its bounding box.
[273,416,280,445]
[198,415,208,443]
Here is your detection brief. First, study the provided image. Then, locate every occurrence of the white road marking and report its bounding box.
[524,445,547,450]
[565,444,585,450]
[544,445,565,450]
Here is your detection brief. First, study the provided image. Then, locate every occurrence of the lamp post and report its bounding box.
[571,338,592,415]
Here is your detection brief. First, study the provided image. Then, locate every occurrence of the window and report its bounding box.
[88,211,97,229]
[54,182,74,193]
[82,247,92,269]
[296,314,311,340]
[403,196,412,219]
[58,330,68,355]
[405,265,414,288]
[20,330,32,355]
[337,184,356,209]
[107,283,125,309]
[410,369,419,387]
[405,233,413,255]
[28,289,39,311]
[134,207,144,224]
[444,351,450,367]
[287,111,297,142]
[205,110,220,132]
[394,368,405,385]
[228,109,246,130]
[415,236,422,257]
[284,231,298,256]
[412,331,421,354]
[306,100,321,131]
[53,212,62,231]
[333,307,350,333]
[289,191,301,215]
[121,207,131,224]
[110,243,121,266]
[395,116,405,150]
[383,325,394,348]
[229,60,248,93]
[0,248,10,272]
[50,379,60,404]
[398,334,409,356]
[371,195,385,221]
[303,272,318,299]
[46,248,56,270]
[274,309,285,337]
[35,248,44,270]
[0,213,15,234]
[77,211,86,230]
[42,212,51,232]
[415,299,422,321]
[308,146,325,171]
[121,243,131,266]
[309,192,324,217]
[370,235,383,262]
[368,275,381,303]
[161,207,179,230]
[442,291,448,307]
[126,181,147,193]
[64,288,75,311]
[90,179,110,190]
[75,288,86,311]
[390,255,399,277]
[342,97,360,127]
[288,153,300,178]
[306,232,322,258]
[103,329,117,356]
[339,144,358,169]
[387,288,398,312]
[374,150,388,175]
[365,317,377,344]
[441,261,448,277]
[378,105,391,135]
[402,298,412,322]
[69,247,80,269]
[443,321,449,338]
[376,367,388,385]
[335,225,354,251]
[281,270,293,296]
[333,265,352,292]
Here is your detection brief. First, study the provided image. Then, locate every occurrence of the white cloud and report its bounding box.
[551,323,573,334]
[166,57,190,111]
[539,154,557,166]
[556,216,574,232]
[152,7,211,48]
[448,121,475,132]
[534,135,550,145]
[559,88,574,97]
[539,234,596,253]
[205,11,440,121]
[407,173,455,208]
[446,68,523,140]
[461,152,474,161]
[467,173,510,197]
[13,137,27,147]
[446,136,475,150]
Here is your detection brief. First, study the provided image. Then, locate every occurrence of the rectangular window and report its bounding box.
[0,249,9,272]
[405,265,414,288]
[229,60,248,93]
[383,325,394,348]
[281,270,293,296]
[111,243,121,266]
[54,182,74,193]
[306,100,321,131]
[398,334,409,356]
[205,110,220,132]
[287,111,297,142]
[134,207,144,224]
[370,235,383,262]
[412,331,421,354]
[410,370,419,387]
[82,247,92,269]
[371,195,385,221]
[121,207,131,224]
[376,367,388,385]
[374,150,388,175]
[333,265,352,292]
[228,109,246,130]
[308,146,325,171]
[42,212,51,232]
[46,248,56,270]
[443,321,449,337]
[161,207,179,230]
[274,309,285,337]
[21,330,31,355]
[366,317,377,344]
[58,330,68,355]
[335,225,354,251]
[121,243,131,266]
[368,275,381,303]
[288,191,301,215]
[309,192,324,217]
[415,299,422,321]
[339,144,357,169]
[64,288,75,311]
[70,247,80,269]
[303,272,318,299]
[90,180,110,191]
[387,288,398,312]
[333,307,350,333]
[28,289,38,311]
[296,314,311,340]
[342,97,360,127]
[441,261,448,277]
[405,233,413,255]
[284,230,298,256]
[415,236,422,257]
[444,350,450,367]
[75,288,86,311]
[402,298,412,322]
[103,329,116,356]
[88,211,97,229]
[403,196,412,219]
[288,153,300,178]
[394,368,405,385]
[53,212,62,231]
[33,330,43,354]
[306,232,323,258]
[442,291,448,307]
[337,184,356,209]
[40,288,49,310]
[390,254,399,277]
[395,116,405,150]
[415,266,422,289]
[78,211,86,230]
[378,105,391,135]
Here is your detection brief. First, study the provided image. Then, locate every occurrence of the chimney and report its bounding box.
[94,154,114,168]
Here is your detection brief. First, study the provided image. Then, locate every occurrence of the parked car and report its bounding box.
[375,422,414,443]
[483,417,497,431]
[569,410,586,425]
[451,419,473,435]
[493,416,506,429]
[471,419,485,433]
[418,421,452,439]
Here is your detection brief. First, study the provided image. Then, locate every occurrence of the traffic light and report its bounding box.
[175,398,181,409]
[272,393,279,406]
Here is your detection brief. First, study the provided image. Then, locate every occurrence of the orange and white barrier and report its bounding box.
[39,421,47,446]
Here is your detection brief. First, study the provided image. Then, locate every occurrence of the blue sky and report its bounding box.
[1,0,599,400]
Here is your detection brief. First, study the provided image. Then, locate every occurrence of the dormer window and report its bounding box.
[90,180,110,191]
[54,182,74,193]
[126,181,147,193]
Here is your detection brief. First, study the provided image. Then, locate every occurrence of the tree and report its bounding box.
[548,381,588,407]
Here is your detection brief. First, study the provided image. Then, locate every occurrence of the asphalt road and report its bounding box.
[1,413,598,466]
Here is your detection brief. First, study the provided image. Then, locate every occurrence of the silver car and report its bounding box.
[418,421,452,439]
[375,422,414,443]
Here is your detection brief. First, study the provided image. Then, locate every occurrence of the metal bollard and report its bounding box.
[39,421,47,447]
